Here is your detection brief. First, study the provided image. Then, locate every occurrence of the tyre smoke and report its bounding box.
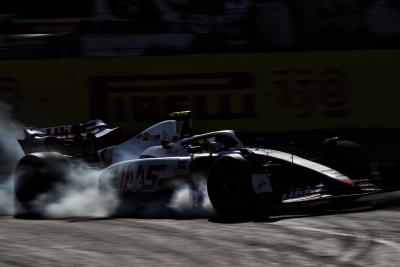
[1,101,215,218]
[39,170,215,219]
[95,171,215,218]
[0,102,120,218]
[0,177,14,215]
[0,102,24,215]
[35,162,120,218]
[0,102,24,164]
[167,174,215,217]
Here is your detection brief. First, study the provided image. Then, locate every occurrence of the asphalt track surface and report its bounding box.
[1,192,400,266]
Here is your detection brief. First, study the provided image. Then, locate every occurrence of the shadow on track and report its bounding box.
[209,191,400,224]
[11,192,400,223]
[208,200,375,224]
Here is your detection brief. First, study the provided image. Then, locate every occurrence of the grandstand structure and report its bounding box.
[1,0,399,58]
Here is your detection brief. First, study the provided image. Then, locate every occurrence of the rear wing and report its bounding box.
[18,119,121,160]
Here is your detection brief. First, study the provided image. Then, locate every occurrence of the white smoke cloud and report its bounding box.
[168,175,215,217]
[0,101,120,218]
[36,162,120,218]
[0,177,15,215]
[0,102,25,215]
[28,158,215,219]
[0,102,24,164]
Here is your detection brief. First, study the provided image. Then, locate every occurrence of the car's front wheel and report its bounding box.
[207,154,278,219]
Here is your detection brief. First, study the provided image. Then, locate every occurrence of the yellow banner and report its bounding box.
[1,50,399,133]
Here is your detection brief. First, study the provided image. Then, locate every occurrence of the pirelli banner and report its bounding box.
[1,50,400,133]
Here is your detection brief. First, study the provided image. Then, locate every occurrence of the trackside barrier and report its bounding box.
[0,50,399,134]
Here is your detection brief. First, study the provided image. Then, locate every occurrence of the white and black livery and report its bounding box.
[14,111,400,218]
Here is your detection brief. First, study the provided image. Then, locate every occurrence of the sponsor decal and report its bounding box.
[281,185,326,200]
[89,72,256,122]
[251,174,273,194]
[269,69,348,118]
[2,51,400,133]
[113,164,167,192]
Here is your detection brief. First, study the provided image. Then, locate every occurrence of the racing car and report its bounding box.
[13,111,400,218]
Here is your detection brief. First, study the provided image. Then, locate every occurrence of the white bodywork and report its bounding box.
[250,148,354,185]
[98,119,243,193]
[103,120,178,163]
[98,119,243,165]
[100,157,193,193]
[98,119,357,196]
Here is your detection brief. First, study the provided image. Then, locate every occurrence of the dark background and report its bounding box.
[0,0,399,57]
[0,0,399,163]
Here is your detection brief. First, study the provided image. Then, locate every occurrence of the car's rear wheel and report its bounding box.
[14,152,70,217]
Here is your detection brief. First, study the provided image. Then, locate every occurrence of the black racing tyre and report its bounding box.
[207,155,277,218]
[319,138,371,180]
[14,152,70,216]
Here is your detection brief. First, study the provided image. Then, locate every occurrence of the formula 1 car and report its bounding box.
[14,111,400,218]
